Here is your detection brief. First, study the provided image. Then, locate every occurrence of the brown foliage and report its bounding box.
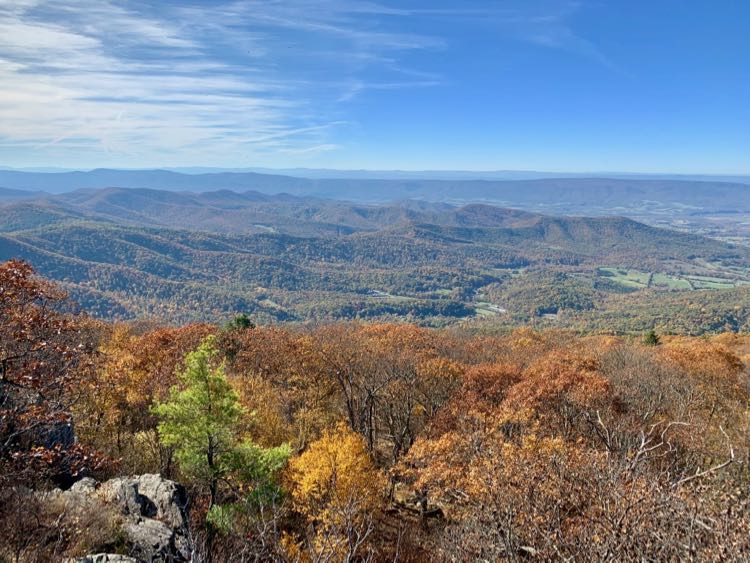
[0,260,103,487]
[400,333,750,560]
[4,261,750,560]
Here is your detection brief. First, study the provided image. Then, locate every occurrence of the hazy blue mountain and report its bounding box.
[0,168,307,194]
[0,187,46,202]
[229,168,750,184]
[1,170,750,216]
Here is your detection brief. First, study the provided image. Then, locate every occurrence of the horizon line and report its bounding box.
[2,166,750,177]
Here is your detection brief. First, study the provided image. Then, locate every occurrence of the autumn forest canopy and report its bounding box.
[3,259,750,561]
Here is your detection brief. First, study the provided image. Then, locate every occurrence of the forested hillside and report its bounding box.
[3,188,750,332]
[3,261,750,561]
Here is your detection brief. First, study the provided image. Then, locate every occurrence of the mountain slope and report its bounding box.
[0,189,539,236]
[0,187,45,202]
[2,188,749,325]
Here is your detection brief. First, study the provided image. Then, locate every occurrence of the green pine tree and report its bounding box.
[154,336,290,555]
[643,329,661,346]
[225,313,254,331]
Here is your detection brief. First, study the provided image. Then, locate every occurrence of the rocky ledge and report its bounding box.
[50,474,191,562]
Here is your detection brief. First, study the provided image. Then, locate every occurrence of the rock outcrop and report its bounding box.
[54,474,191,562]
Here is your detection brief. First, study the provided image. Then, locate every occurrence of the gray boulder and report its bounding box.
[98,474,188,532]
[123,519,185,562]
[70,476,98,495]
[59,474,191,562]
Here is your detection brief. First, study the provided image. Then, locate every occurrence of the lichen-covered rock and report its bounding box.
[57,474,191,563]
[131,473,188,532]
[70,477,98,496]
[98,474,188,532]
[123,519,181,562]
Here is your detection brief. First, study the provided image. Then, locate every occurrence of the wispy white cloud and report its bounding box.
[337,79,442,102]
[0,0,450,164]
[0,0,607,166]
[280,143,341,155]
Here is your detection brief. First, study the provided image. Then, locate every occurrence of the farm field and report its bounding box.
[596,266,749,292]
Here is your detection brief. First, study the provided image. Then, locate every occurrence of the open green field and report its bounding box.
[685,275,736,289]
[650,273,692,289]
[370,289,413,302]
[597,267,650,288]
[488,267,525,277]
[474,301,506,317]
[597,267,740,291]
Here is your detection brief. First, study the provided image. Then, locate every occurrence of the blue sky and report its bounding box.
[0,0,748,172]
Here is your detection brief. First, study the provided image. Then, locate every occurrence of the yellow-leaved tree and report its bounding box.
[288,423,386,561]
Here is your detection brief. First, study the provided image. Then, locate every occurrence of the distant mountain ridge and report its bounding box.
[0,168,307,194]
[0,186,729,242]
[5,166,749,184]
[1,170,750,216]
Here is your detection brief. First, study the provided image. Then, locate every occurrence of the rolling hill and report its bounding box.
[2,186,750,329]
[0,186,46,202]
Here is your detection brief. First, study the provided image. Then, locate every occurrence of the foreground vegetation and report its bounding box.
[3,260,750,561]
